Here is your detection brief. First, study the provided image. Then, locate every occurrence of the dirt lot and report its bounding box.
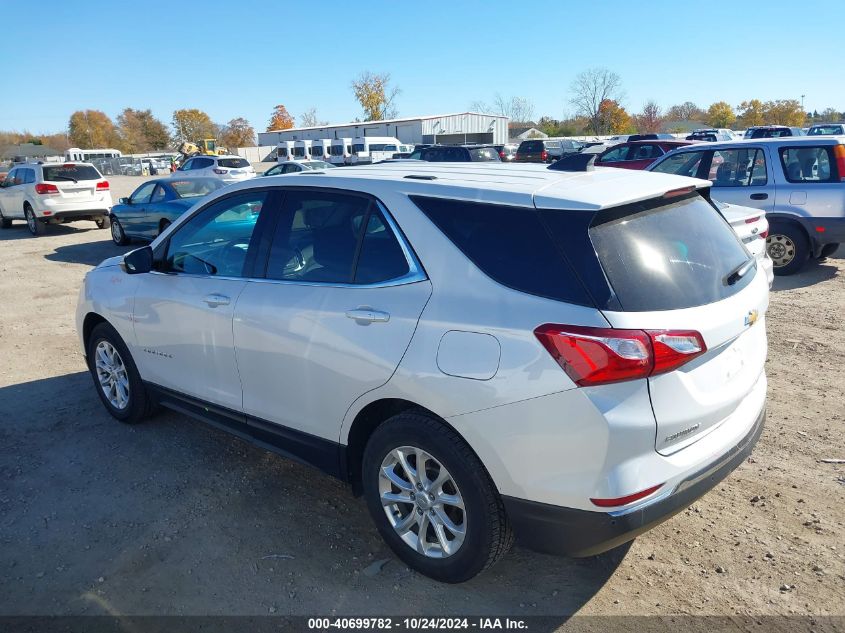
[0,177,843,625]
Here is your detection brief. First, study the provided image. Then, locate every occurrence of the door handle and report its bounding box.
[202,293,230,307]
[749,193,768,200]
[345,308,390,323]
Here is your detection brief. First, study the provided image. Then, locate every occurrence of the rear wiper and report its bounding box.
[724,257,755,286]
[51,175,78,183]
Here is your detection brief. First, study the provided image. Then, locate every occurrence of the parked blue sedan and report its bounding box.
[109,177,225,245]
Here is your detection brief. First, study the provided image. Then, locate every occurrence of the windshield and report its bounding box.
[809,125,844,135]
[170,178,225,198]
[218,158,249,169]
[42,164,102,181]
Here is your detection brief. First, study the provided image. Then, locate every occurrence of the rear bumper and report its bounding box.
[40,209,109,221]
[796,216,845,245]
[503,406,765,557]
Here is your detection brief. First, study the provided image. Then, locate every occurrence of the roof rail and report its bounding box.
[404,174,437,180]
[547,153,596,172]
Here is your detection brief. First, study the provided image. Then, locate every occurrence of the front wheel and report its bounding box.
[86,322,154,424]
[362,411,513,583]
[110,217,129,245]
[767,222,809,276]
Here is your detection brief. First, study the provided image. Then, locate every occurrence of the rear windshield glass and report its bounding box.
[410,196,592,306]
[42,164,101,181]
[468,147,501,161]
[808,125,844,135]
[218,158,249,168]
[586,194,754,311]
[170,178,224,198]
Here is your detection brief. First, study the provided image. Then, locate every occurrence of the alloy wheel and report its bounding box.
[767,233,795,268]
[111,220,123,243]
[26,209,36,234]
[94,340,130,410]
[379,446,466,558]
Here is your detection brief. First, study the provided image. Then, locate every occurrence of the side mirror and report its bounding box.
[121,246,153,275]
[119,197,130,205]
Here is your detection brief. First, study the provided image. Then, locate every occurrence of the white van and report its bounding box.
[277,141,295,163]
[350,136,403,164]
[293,140,312,161]
[311,139,332,162]
[329,138,353,166]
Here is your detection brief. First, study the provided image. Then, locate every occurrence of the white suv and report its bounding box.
[76,163,768,582]
[0,162,112,235]
[174,155,255,184]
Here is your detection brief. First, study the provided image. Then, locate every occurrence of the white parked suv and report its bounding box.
[0,162,112,235]
[76,163,768,582]
[174,155,256,184]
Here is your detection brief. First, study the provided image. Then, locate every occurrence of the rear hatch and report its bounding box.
[539,190,768,454]
[42,164,104,202]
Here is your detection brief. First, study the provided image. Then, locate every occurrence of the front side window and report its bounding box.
[779,146,835,183]
[630,144,663,160]
[150,185,167,203]
[164,191,267,277]
[4,169,18,186]
[179,159,194,171]
[130,181,157,204]
[651,150,707,177]
[600,146,630,162]
[708,149,767,186]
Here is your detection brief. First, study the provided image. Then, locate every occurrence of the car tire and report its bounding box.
[767,222,809,276]
[95,216,111,230]
[24,205,45,236]
[86,321,154,424]
[818,243,839,260]
[0,208,11,229]
[110,217,129,246]
[362,411,513,583]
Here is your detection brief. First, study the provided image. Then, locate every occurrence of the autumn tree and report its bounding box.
[220,117,256,148]
[764,99,805,126]
[598,99,634,134]
[570,67,624,135]
[737,100,766,128]
[117,108,170,153]
[665,101,705,122]
[706,101,736,128]
[634,100,663,133]
[351,71,401,121]
[471,94,535,124]
[267,104,294,131]
[68,110,120,148]
[299,107,328,128]
[171,108,217,144]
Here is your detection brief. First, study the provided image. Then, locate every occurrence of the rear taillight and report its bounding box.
[534,324,706,386]
[541,150,548,161]
[590,483,664,508]
[760,229,769,239]
[833,145,845,181]
[34,183,59,194]
[96,180,109,191]
[499,151,506,159]
[213,168,228,174]
[745,216,760,224]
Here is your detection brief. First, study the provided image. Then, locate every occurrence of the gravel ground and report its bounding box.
[0,186,843,625]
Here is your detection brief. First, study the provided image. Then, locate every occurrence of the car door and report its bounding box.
[774,143,842,223]
[143,184,169,238]
[121,181,157,236]
[233,188,432,447]
[0,169,22,218]
[701,147,774,213]
[132,188,278,410]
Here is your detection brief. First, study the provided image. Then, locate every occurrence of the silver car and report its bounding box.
[650,136,845,274]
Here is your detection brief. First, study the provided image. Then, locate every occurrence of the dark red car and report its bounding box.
[594,140,697,170]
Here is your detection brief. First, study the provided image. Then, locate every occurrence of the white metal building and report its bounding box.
[258,112,509,147]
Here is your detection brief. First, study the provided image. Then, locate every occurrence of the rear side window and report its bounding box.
[42,164,101,181]
[586,194,754,311]
[410,196,592,306]
[218,158,249,169]
[779,146,836,183]
[468,147,500,161]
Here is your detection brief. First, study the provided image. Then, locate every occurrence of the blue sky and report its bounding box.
[3,0,842,135]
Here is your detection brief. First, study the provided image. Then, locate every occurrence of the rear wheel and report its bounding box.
[110,217,129,245]
[767,222,808,276]
[0,208,11,229]
[95,216,111,229]
[86,322,154,424]
[24,205,45,236]
[362,411,513,583]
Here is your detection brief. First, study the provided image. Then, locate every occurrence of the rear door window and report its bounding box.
[584,194,754,311]
[42,165,101,181]
[410,196,592,305]
[707,149,767,186]
[779,146,836,182]
[23,168,35,184]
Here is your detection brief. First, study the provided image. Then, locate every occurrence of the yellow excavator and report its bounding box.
[177,139,228,161]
